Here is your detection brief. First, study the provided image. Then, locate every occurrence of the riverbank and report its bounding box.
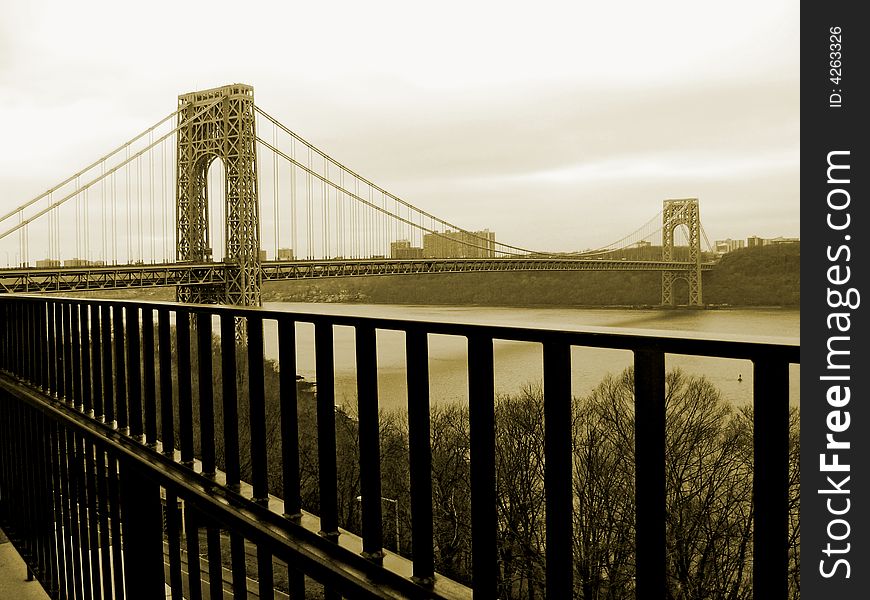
[69,243,799,308]
[262,244,799,307]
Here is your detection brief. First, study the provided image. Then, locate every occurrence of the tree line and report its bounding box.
[153,333,799,599]
[262,243,800,307]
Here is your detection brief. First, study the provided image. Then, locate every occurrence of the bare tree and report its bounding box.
[573,371,636,599]
[494,387,547,599]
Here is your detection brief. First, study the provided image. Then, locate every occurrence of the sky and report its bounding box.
[0,0,799,254]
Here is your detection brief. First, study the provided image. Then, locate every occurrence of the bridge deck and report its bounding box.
[0,258,714,294]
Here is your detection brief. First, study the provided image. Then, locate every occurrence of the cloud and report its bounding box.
[0,0,799,258]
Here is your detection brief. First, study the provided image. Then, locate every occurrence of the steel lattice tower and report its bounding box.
[661,198,703,306]
[176,84,261,307]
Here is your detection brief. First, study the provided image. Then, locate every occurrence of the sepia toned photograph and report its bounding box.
[1,1,801,598]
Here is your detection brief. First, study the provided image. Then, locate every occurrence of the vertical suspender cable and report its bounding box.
[101,164,106,263]
[354,177,360,258]
[167,134,172,261]
[47,193,53,262]
[339,169,344,258]
[290,137,297,261]
[75,176,81,261]
[138,154,143,262]
[112,170,117,264]
[84,186,90,262]
[125,147,131,263]
[19,210,24,266]
[162,135,167,262]
[149,131,155,263]
[323,159,328,258]
[273,123,279,259]
[367,187,373,258]
[307,146,312,259]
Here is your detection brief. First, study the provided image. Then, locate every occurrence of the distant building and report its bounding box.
[259,250,268,261]
[634,240,652,248]
[422,229,496,258]
[277,248,294,260]
[747,236,799,248]
[390,240,424,259]
[36,259,61,268]
[714,238,745,254]
[747,236,765,248]
[63,259,90,267]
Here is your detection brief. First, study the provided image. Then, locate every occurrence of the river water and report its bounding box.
[258,303,800,412]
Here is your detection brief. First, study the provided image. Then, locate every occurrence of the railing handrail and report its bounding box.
[1,294,800,362]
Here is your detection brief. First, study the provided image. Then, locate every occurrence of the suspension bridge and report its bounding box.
[0,85,798,600]
[0,84,714,305]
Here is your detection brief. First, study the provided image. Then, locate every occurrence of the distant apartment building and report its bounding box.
[277,248,295,260]
[422,229,496,258]
[259,250,268,261]
[56,259,107,267]
[747,236,799,248]
[390,240,424,259]
[714,238,745,254]
[63,258,91,267]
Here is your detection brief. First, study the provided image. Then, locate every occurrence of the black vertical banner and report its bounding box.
[802,3,868,598]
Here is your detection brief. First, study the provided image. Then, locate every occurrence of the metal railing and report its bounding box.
[0,295,798,599]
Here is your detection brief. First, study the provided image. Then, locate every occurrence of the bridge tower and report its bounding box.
[661,198,703,307]
[176,84,261,307]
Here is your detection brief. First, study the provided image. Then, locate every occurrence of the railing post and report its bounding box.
[406,327,434,585]
[71,301,82,409]
[62,302,72,403]
[90,302,104,419]
[543,339,573,599]
[159,308,176,457]
[279,317,306,598]
[468,334,498,598]
[184,502,203,600]
[79,303,92,415]
[197,312,216,476]
[100,303,114,424]
[142,307,157,445]
[118,459,166,599]
[176,310,194,465]
[165,489,184,599]
[633,348,667,599]
[47,301,58,397]
[753,356,789,600]
[278,317,301,518]
[356,324,384,561]
[113,304,128,431]
[126,305,142,438]
[314,321,339,541]
[247,315,268,504]
[220,313,240,490]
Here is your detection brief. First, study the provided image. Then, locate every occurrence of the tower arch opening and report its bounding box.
[205,155,226,262]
